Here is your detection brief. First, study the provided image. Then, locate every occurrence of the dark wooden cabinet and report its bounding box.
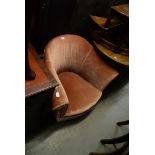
[25,45,57,135]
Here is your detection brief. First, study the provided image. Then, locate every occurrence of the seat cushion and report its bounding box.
[58,72,102,117]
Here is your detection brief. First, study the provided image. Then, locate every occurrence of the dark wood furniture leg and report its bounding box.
[100,133,129,145]
[25,42,36,80]
[90,120,129,155]
[90,141,128,155]
[25,0,37,80]
[117,120,129,126]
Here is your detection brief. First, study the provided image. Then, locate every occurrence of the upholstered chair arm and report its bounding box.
[52,85,69,114]
[82,48,119,91]
[44,57,69,120]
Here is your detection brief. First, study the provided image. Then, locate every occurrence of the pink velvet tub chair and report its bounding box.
[44,34,119,121]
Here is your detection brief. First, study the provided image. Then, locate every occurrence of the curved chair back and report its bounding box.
[45,34,118,91]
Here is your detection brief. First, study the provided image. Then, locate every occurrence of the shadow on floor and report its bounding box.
[101,71,129,100]
[25,111,89,143]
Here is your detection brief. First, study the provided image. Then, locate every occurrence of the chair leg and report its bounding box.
[90,142,128,155]
[90,153,106,155]
[117,120,129,126]
[100,133,129,144]
[103,142,129,155]
[90,120,129,155]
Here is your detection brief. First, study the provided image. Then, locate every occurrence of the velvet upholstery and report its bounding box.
[44,34,118,121]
